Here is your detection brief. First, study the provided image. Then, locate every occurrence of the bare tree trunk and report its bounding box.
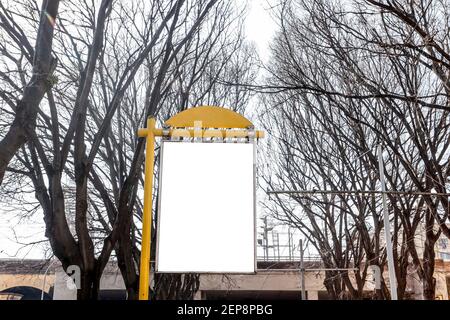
[75,268,99,300]
[422,248,436,300]
[153,274,200,300]
[0,0,60,185]
[422,209,440,300]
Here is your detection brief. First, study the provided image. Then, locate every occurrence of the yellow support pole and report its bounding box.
[136,107,264,300]
[138,117,156,300]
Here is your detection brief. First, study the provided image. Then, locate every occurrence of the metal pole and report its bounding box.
[139,118,156,300]
[257,268,359,272]
[288,228,292,260]
[264,216,269,260]
[300,239,306,300]
[267,190,450,196]
[378,144,398,300]
[276,233,280,261]
[41,259,56,300]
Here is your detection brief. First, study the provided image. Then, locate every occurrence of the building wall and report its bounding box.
[197,265,450,300]
[197,271,330,300]
[2,267,448,300]
[52,267,125,300]
[1,259,448,300]
[434,260,450,300]
[0,274,54,293]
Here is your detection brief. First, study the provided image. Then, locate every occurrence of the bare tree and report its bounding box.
[0,0,256,300]
[260,0,449,299]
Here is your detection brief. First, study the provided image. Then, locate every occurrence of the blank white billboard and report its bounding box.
[156,141,255,273]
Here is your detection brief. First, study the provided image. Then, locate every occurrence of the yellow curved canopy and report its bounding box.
[164,106,253,129]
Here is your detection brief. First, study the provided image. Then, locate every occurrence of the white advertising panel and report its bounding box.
[156,141,255,273]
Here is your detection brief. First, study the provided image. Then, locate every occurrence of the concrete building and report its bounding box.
[1,226,449,300]
[1,257,448,300]
[0,259,54,300]
[52,261,126,300]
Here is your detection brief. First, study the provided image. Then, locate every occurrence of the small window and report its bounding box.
[439,252,450,261]
[438,238,448,249]
[0,293,23,300]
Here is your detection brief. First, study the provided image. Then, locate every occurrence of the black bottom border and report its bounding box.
[0,300,442,319]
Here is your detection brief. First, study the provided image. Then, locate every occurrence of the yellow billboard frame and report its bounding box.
[136,106,264,300]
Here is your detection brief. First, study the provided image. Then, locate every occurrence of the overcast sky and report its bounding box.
[245,0,277,62]
[0,0,278,260]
